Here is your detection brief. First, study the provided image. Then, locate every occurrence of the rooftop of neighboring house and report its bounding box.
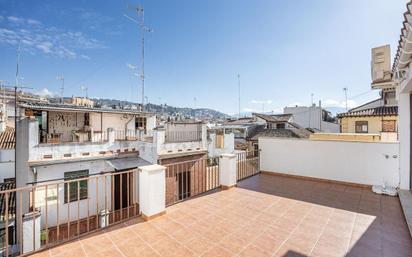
[348,98,385,112]
[251,128,312,140]
[224,117,255,125]
[19,101,154,116]
[337,105,398,118]
[0,127,15,149]
[393,0,412,72]
[270,113,293,122]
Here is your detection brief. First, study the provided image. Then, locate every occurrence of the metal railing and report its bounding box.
[114,129,141,141]
[0,169,140,256]
[236,150,260,181]
[40,131,109,144]
[165,157,220,206]
[165,131,202,143]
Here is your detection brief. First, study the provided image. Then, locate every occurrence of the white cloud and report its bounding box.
[251,99,272,105]
[27,19,41,26]
[242,108,258,113]
[0,16,104,59]
[322,99,357,109]
[80,54,91,60]
[127,63,137,70]
[37,41,52,53]
[7,16,24,24]
[36,88,55,98]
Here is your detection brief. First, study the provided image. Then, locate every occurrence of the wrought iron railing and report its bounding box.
[164,157,220,206]
[236,150,260,181]
[165,131,202,143]
[40,131,109,144]
[0,169,140,256]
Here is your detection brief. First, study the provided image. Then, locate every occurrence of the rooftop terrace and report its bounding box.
[30,173,412,257]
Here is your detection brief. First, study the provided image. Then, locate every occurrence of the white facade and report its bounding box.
[397,76,412,190]
[284,106,339,133]
[0,149,14,182]
[260,137,400,187]
[207,132,235,157]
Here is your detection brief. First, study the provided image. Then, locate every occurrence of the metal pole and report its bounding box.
[343,87,348,111]
[238,74,240,118]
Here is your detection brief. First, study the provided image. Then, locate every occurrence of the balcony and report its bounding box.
[7,142,412,257]
[29,173,412,257]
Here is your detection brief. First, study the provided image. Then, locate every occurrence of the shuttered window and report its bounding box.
[382,120,396,132]
[215,134,224,148]
[64,170,88,203]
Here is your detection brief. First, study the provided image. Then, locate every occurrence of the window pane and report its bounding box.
[64,170,89,203]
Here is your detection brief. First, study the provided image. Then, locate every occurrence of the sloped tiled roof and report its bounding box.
[251,128,312,140]
[252,113,280,123]
[270,114,292,122]
[0,127,15,149]
[337,106,398,118]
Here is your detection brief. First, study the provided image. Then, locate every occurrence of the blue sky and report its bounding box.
[0,0,408,115]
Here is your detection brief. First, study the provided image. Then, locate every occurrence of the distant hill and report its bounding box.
[90,98,230,120]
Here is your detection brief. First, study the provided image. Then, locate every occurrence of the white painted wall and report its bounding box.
[398,69,412,190]
[33,160,111,227]
[207,133,235,157]
[284,106,339,133]
[0,149,14,182]
[259,137,400,187]
[139,165,165,217]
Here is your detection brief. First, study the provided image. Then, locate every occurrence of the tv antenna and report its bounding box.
[343,87,348,111]
[56,76,64,103]
[124,3,152,111]
[81,85,88,98]
[237,74,241,118]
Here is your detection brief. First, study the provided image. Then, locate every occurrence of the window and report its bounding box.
[276,123,285,129]
[253,143,259,156]
[64,170,88,203]
[215,134,224,148]
[382,120,396,132]
[355,121,368,133]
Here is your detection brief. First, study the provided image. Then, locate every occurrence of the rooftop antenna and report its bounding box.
[343,87,348,111]
[238,74,241,118]
[124,3,152,112]
[81,85,88,98]
[311,93,314,106]
[56,76,64,103]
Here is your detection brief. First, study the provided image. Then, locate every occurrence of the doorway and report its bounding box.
[178,171,191,200]
[113,172,133,211]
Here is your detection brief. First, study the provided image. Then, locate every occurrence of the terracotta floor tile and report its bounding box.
[134,225,169,243]
[115,237,150,256]
[201,245,236,257]
[49,240,82,256]
[31,250,51,257]
[34,174,412,257]
[253,233,285,253]
[151,236,195,257]
[239,244,272,257]
[183,234,215,255]
[80,234,113,255]
[203,226,229,242]
[86,245,123,257]
[219,234,249,254]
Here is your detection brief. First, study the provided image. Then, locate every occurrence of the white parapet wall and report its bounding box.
[259,137,400,188]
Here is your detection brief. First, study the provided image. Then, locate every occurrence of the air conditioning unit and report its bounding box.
[371,45,391,83]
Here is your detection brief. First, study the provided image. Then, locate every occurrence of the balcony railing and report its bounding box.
[236,150,260,181]
[40,131,108,144]
[164,157,219,206]
[0,169,139,256]
[165,131,202,143]
[114,129,142,141]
